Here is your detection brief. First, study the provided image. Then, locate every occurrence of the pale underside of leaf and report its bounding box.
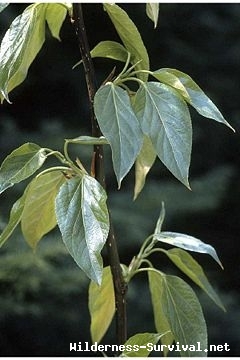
[94,83,143,187]
[55,176,109,284]
[21,171,65,249]
[89,266,115,343]
[155,231,223,268]
[134,82,192,188]
[134,135,156,200]
[146,3,159,28]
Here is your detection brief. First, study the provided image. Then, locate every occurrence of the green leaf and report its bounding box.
[134,82,192,188]
[162,273,208,357]
[45,3,67,40]
[89,266,115,343]
[0,191,26,248]
[0,143,47,194]
[121,332,164,357]
[66,135,109,146]
[55,175,109,285]
[104,4,149,82]
[149,270,207,357]
[134,136,156,200]
[162,248,225,311]
[94,83,143,187]
[91,40,128,63]
[0,3,9,13]
[155,231,223,268]
[146,3,159,28]
[21,171,65,249]
[148,271,174,356]
[153,68,235,132]
[154,202,166,235]
[0,3,47,102]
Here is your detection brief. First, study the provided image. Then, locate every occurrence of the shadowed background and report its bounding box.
[0,3,239,356]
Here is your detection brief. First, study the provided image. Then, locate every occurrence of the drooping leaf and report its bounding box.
[104,4,149,81]
[21,171,65,249]
[146,3,159,28]
[91,40,128,63]
[0,143,47,194]
[153,68,235,131]
[55,175,109,284]
[89,266,115,343]
[155,231,223,268]
[148,271,174,356]
[121,332,164,357]
[0,3,47,102]
[45,3,67,40]
[162,248,225,311]
[134,136,156,200]
[94,83,143,187]
[0,3,9,13]
[161,273,208,357]
[134,82,192,188]
[0,191,27,248]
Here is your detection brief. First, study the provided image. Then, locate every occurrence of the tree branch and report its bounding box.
[72,3,127,346]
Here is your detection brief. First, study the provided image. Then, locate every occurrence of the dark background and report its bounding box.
[0,3,239,357]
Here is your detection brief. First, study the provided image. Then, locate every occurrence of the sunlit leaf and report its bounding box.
[162,248,225,311]
[155,231,223,268]
[21,171,65,249]
[121,332,164,357]
[89,266,115,343]
[146,3,159,28]
[153,68,235,131]
[148,271,174,356]
[104,4,149,81]
[134,136,156,200]
[134,82,192,188]
[66,136,109,146]
[0,143,47,194]
[94,83,143,187]
[55,175,109,284]
[0,191,27,248]
[45,3,67,40]
[0,3,47,102]
[0,3,9,13]
[91,40,128,63]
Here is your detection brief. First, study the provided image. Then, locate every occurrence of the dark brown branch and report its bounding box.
[72,3,127,347]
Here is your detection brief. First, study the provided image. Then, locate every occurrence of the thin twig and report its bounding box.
[72,3,127,347]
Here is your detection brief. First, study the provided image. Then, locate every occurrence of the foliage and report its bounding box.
[0,3,235,357]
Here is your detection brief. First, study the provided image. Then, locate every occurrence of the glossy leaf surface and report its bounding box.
[0,3,9,13]
[89,266,115,343]
[94,83,143,187]
[104,4,149,81]
[0,143,47,194]
[134,82,192,188]
[21,171,65,249]
[162,248,225,310]
[0,3,46,102]
[153,68,234,131]
[155,231,223,268]
[55,175,109,284]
